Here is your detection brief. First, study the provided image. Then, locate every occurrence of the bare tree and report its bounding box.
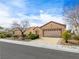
[64,6,79,35]
[12,20,29,40]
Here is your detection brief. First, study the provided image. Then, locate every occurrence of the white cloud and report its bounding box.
[23,12,65,27]
[0,1,26,28]
[13,11,65,27]
[0,3,18,28]
[0,3,10,17]
[40,13,64,24]
[0,2,65,28]
[0,3,11,27]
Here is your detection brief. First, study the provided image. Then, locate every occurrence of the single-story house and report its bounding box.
[25,21,66,37]
[12,21,66,37]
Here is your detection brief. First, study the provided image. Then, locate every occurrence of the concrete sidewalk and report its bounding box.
[0,39,79,53]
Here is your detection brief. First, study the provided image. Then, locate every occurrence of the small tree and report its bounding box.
[62,30,71,43]
[12,20,29,40]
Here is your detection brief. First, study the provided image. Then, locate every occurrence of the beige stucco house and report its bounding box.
[12,21,66,37]
[25,21,66,37]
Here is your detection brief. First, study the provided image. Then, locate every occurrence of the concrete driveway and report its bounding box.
[29,37,61,45]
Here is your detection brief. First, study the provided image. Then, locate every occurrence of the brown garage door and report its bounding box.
[43,29,61,37]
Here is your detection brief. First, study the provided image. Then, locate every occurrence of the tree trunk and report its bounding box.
[65,40,68,43]
[21,32,25,40]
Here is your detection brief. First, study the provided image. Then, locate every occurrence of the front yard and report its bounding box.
[28,37,61,45]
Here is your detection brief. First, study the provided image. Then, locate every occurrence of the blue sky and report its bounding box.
[0,0,79,28]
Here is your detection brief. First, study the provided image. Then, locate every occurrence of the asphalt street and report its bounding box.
[0,42,79,59]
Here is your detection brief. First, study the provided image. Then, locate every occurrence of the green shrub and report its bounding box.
[35,34,39,38]
[13,35,19,38]
[6,33,12,37]
[0,33,6,38]
[62,30,71,43]
[27,32,39,40]
[0,32,12,38]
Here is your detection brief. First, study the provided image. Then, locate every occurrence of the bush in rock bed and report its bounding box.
[0,32,12,38]
[6,33,12,37]
[0,32,6,38]
[27,32,39,40]
[62,30,71,43]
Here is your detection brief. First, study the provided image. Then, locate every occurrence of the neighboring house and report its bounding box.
[24,27,36,34]
[11,28,22,36]
[13,21,66,37]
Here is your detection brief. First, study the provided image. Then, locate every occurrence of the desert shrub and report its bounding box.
[35,34,39,38]
[27,32,39,40]
[21,34,27,40]
[13,35,19,38]
[62,30,71,43]
[6,33,12,37]
[0,32,13,38]
[0,32,6,38]
[12,35,20,40]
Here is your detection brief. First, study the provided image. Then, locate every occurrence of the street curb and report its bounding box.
[0,39,79,53]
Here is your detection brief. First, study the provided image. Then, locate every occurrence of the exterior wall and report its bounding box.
[24,27,35,35]
[34,27,43,37]
[12,29,22,36]
[14,30,22,36]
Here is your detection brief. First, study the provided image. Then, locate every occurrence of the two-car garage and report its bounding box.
[43,29,62,37]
